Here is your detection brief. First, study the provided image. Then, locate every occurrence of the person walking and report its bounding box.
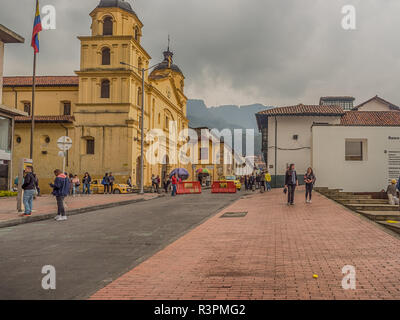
[50,169,70,221]
[21,166,37,216]
[259,173,266,193]
[151,174,158,193]
[127,176,133,188]
[304,167,316,203]
[109,173,115,194]
[265,171,272,191]
[72,175,80,196]
[102,173,110,194]
[68,174,74,195]
[82,172,91,194]
[171,173,178,196]
[156,175,160,193]
[285,164,298,205]
[256,174,261,190]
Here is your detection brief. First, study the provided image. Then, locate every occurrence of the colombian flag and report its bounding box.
[31,0,42,53]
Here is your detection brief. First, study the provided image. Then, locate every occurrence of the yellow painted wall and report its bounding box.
[4,4,191,193]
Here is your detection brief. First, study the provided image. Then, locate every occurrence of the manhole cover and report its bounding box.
[220,212,248,218]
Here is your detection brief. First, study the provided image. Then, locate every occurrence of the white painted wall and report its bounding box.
[357,99,395,111]
[0,40,4,105]
[312,126,400,192]
[267,115,341,177]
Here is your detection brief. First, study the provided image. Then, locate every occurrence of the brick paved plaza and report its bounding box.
[91,188,400,300]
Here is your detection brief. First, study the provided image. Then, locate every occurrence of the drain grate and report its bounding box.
[220,211,248,218]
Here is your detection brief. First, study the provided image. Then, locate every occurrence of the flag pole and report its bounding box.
[30,51,36,160]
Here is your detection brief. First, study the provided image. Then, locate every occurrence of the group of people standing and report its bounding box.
[284,164,316,205]
[101,173,115,194]
[65,172,92,195]
[243,171,272,192]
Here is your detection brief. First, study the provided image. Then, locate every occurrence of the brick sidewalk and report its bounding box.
[0,193,159,224]
[91,187,400,300]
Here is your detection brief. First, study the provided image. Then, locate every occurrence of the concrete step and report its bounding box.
[347,204,400,212]
[377,221,400,234]
[358,211,400,221]
[336,199,388,205]
[331,195,372,199]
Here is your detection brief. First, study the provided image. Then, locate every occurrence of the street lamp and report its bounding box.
[120,61,162,194]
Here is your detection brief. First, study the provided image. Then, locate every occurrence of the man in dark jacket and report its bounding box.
[22,166,37,216]
[285,163,298,205]
[50,169,70,221]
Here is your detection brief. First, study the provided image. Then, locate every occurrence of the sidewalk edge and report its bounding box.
[0,195,163,229]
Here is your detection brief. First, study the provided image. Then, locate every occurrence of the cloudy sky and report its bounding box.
[1,0,400,107]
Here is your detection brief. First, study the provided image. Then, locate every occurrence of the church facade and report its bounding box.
[2,0,190,193]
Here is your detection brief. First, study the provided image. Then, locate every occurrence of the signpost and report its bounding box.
[57,136,72,173]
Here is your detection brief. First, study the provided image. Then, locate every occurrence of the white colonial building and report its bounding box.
[256,96,400,191]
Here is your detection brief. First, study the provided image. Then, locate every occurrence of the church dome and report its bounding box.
[97,0,136,15]
[151,49,183,75]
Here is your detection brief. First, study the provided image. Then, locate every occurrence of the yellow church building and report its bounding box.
[2,0,190,193]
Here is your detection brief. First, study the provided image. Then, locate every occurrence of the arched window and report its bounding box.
[134,27,139,41]
[103,17,113,36]
[101,47,110,65]
[101,79,110,98]
[137,87,142,106]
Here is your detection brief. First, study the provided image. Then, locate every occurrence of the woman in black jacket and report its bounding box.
[285,164,298,205]
[304,167,316,203]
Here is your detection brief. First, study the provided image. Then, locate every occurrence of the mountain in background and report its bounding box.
[186,99,273,156]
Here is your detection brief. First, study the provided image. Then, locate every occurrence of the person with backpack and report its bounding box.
[82,172,92,194]
[21,166,37,216]
[285,164,298,205]
[109,173,115,194]
[304,167,316,203]
[102,173,110,194]
[50,169,70,221]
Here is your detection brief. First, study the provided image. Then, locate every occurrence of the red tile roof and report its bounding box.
[257,104,345,116]
[340,111,400,126]
[15,115,75,123]
[3,76,79,87]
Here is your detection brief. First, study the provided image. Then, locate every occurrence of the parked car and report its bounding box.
[90,179,133,194]
[221,175,242,191]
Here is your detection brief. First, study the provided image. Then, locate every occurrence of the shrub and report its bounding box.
[0,191,18,197]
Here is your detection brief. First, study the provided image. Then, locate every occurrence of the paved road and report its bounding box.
[0,190,242,299]
[92,188,400,300]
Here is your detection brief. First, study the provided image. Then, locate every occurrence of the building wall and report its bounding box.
[357,100,394,112]
[0,40,4,104]
[267,115,341,187]
[12,123,72,193]
[2,86,79,115]
[312,125,400,192]
[3,4,191,193]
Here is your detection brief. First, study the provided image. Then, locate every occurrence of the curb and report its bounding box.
[0,194,164,229]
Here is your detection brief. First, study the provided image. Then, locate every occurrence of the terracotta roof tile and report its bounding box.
[15,115,75,123]
[340,111,400,126]
[3,76,79,87]
[257,104,345,116]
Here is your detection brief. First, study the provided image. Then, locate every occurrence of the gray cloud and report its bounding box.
[2,0,400,107]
